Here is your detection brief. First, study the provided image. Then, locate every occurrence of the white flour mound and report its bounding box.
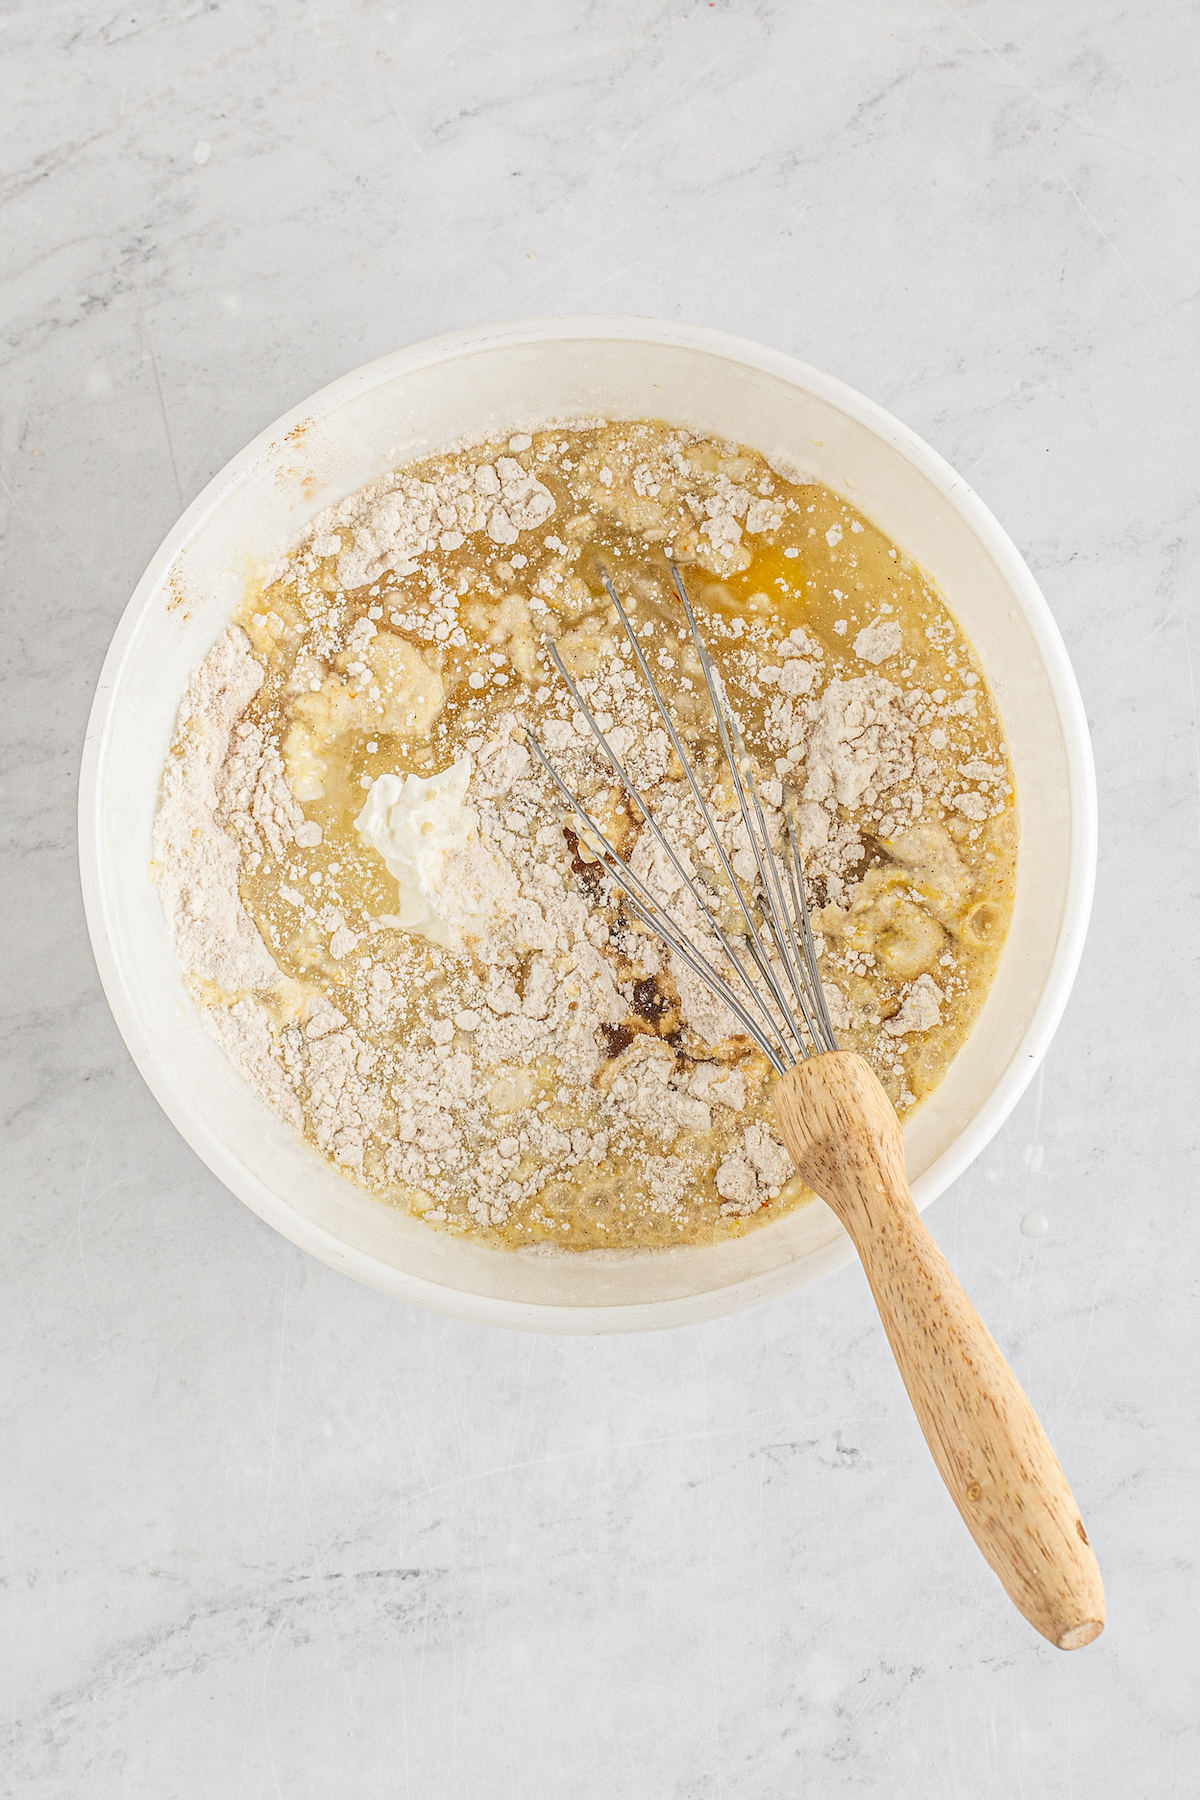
[154,627,282,994]
[312,455,557,590]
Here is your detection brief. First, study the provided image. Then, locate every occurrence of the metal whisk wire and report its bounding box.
[524,564,838,1073]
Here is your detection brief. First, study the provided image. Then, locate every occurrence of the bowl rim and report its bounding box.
[78,314,1097,1330]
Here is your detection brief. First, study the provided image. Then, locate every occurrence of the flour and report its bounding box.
[606,1039,712,1140]
[853,620,903,665]
[156,416,1016,1251]
[158,634,699,1228]
[674,466,789,575]
[687,1064,747,1111]
[202,997,304,1132]
[715,1121,794,1216]
[313,455,556,589]
[790,676,923,895]
[669,953,741,1048]
[154,627,282,993]
[220,719,321,865]
[803,678,917,811]
[283,997,383,1169]
[884,973,942,1036]
[644,1153,693,1212]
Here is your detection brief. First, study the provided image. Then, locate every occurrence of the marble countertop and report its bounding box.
[3,3,1197,1793]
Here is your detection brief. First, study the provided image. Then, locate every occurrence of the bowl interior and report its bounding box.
[80,321,1092,1331]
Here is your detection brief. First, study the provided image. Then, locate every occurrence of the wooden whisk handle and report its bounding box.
[772,1050,1104,1650]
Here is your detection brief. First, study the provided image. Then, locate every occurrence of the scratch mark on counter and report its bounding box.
[506,1334,538,1469]
[1009,1662,1027,1798]
[611,31,754,163]
[370,1426,745,1516]
[1052,1278,1101,1432]
[0,460,40,534]
[389,1367,432,1492]
[698,1331,726,1800]
[134,288,183,511]
[241,1252,292,1775]
[1183,618,1199,852]
[571,264,635,304]
[392,105,432,167]
[259,1611,288,1800]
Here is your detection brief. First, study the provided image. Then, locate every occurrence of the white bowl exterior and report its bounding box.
[79,319,1096,1332]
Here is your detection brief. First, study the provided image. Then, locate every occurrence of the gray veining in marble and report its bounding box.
[3,3,1198,1793]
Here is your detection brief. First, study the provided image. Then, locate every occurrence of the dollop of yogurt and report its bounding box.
[354,756,513,949]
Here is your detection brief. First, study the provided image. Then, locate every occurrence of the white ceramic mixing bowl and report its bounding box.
[79,318,1095,1332]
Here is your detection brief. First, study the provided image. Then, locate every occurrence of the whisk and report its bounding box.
[527,565,1105,1651]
